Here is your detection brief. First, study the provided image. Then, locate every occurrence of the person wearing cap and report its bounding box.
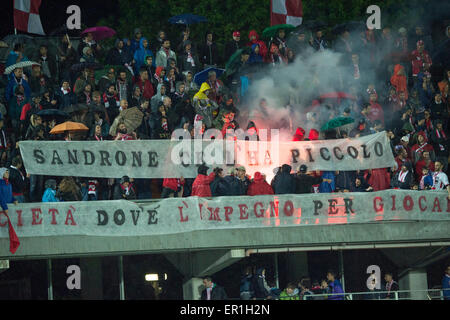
[179,40,201,74]
[192,165,215,197]
[224,31,243,61]
[295,165,323,194]
[0,168,18,215]
[113,176,137,200]
[228,166,251,196]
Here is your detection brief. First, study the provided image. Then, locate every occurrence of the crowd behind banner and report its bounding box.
[0,21,448,206]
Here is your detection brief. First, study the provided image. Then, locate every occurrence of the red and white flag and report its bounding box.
[271,0,303,26]
[13,0,45,35]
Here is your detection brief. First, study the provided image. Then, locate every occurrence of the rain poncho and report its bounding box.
[193,82,218,128]
[134,38,154,74]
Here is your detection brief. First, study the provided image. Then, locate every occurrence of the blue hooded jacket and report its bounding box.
[249,44,263,64]
[42,188,60,203]
[0,178,16,211]
[134,37,154,74]
[319,171,336,193]
[415,73,433,108]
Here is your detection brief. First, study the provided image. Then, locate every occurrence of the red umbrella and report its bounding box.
[81,26,116,41]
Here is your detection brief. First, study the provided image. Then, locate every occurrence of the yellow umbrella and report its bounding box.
[49,121,89,135]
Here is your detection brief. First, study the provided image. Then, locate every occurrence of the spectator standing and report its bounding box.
[239,266,254,300]
[383,272,399,299]
[192,165,215,197]
[201,276,227,300]
[252,268,272,300]
[247,172,274,196]
[8,157,27,203]
[442,265,450,300]
[326,270,345,300]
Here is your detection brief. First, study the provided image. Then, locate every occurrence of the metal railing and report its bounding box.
[229,289,447,300]
[299,289,446,300]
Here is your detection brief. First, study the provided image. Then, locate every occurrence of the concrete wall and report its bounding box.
[2,221,450,259]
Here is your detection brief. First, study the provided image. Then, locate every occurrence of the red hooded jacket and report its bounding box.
[192,172,215,197]
[292,127,305,141]
[308,129,320,141]
[247,172,274,196]
[163,178,185,192]
[411,131,434,159]
[390,64,408,100]
[247,30,268,60]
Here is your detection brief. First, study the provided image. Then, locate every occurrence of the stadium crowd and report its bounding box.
[0,21,449,207]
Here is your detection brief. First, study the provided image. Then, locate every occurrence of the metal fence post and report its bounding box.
[119,255,125,300]
[47,259,53,300]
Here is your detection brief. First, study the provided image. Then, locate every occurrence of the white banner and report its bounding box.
[0,191,449,240]
[19,132,395,178]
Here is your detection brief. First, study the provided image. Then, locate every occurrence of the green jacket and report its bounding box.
[279,290,300,300]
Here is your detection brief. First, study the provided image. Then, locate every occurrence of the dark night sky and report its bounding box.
[0,0,119,39]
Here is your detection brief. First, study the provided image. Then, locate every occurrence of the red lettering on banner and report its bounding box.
[48,208,59,225]
[0,212,7,227]
[254,202,264,218]
[374,197,383,213]
[391,195,396,211]
[224,206,233,221]
[284,201,294,217]
[178,203,189,222]
[208,207,221,221]
[32,208,43,225]
[432,198,442,212]
[239,204,248,220]
[65,206,77,226]
[403,196,414,211]
[269,201,279,217]
[16,210,23,227]
[419,196,427,211]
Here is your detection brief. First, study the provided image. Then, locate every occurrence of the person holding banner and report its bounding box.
[391,163,413,190]
[192,165,215,197]
[0,168,18,214]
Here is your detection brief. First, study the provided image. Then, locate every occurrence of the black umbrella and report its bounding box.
[63,104,88,114]
[71,62,103,73]
[332,21,366,35]
[302,20,327,32]
[89,104,106,115]
[37,109,70,118]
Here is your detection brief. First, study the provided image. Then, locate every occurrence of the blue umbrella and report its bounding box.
[194,67,225,86]
[169,13,207,25]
